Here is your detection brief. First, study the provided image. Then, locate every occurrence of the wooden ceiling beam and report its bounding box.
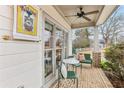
[71,22,95,29]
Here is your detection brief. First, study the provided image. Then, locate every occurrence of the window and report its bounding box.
[56,28,64,67]
[56,28,63,48]
[44,21,54,77]
[63,32,68,58]
[44,50,53,77]
[44,21,53,49]
[56,49,62,66]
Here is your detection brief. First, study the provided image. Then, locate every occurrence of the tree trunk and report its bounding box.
[105,38,109,47]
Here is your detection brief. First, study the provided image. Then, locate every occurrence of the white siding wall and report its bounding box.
[0,5,71,88]
[0,6,42,88]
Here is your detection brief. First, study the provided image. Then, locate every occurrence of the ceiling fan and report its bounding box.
[65,7,99,22]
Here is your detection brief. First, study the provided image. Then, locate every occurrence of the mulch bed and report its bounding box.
[103,71,124,88]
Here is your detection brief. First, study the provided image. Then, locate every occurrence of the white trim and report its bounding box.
[42,11,70,87]
[42,13,56,86]
[42,11,69,32]
[42,75,57,88]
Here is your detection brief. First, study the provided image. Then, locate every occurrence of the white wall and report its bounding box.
[0,41,43,88]
[0,5,71,88]
[0,6,42,88]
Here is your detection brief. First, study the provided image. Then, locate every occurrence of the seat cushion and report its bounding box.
[67,71,77,79]
[83,60,92,64]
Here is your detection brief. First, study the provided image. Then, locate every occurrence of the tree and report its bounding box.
[98,10,124,47]
[73,28,90,48]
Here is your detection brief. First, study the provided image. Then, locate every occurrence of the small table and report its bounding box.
[63,58,80,72]
[63,58,79,64]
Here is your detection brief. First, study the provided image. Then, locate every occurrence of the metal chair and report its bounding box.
[82,54,93,67]
[58,62,78,88]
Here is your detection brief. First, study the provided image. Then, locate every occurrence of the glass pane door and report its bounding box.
[64,32,68,58]
[44,50,53,77]
[56,49,62,66]
[44,21,54,77]
[55,28,64,67]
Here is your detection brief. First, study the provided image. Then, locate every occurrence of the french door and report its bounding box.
[55,27,64,68]
[44,20,54,81]
[43,17,68,84]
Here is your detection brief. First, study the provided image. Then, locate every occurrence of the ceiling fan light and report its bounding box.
[77,13,81,17]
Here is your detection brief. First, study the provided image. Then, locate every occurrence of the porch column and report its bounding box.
[93,26,101,67]
[67,30,72,56]
[93,26,99,52]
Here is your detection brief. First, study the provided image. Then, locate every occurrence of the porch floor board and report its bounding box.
[51,64,113,88]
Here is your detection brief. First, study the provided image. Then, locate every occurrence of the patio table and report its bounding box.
[63,58,80,73]
[63,58,79,65]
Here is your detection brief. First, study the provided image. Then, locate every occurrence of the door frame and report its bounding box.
[42,11,69,87]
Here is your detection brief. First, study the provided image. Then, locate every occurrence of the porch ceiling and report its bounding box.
[54,5,118,29]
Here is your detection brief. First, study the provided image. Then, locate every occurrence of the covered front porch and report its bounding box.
[49,5,118,88]
[0,5,120,88]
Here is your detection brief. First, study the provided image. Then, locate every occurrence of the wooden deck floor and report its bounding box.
[51,64,113,88]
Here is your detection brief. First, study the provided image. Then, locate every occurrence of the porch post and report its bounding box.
[67,30,72,56]
[93,26,101,67]
[94,26,99,52]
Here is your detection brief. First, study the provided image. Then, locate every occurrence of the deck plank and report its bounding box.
[51,64,113,88]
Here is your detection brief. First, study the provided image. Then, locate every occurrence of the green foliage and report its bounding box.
[100,60,113,71]
[101,43,124,80]
[105,43,124,64]
[73,28,90,48]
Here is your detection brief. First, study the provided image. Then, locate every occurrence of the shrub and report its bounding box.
[100,60,113,71]
[103,43,124,80]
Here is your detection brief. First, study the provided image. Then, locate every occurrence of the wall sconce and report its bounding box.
[2,35,11,40]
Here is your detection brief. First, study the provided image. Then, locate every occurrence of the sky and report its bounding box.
[117,5,124,15]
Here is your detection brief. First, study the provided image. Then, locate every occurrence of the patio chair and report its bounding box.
[82,54,93,67]
[58,62,78,88]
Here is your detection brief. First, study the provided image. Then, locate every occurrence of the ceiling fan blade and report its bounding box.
[85,10,99,15]
[82,16,91,21]
[65,15,77,17]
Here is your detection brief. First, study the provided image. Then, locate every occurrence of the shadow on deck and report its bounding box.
[51,64,113,88]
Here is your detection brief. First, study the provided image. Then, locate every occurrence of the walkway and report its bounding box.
[51,64,113,88]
